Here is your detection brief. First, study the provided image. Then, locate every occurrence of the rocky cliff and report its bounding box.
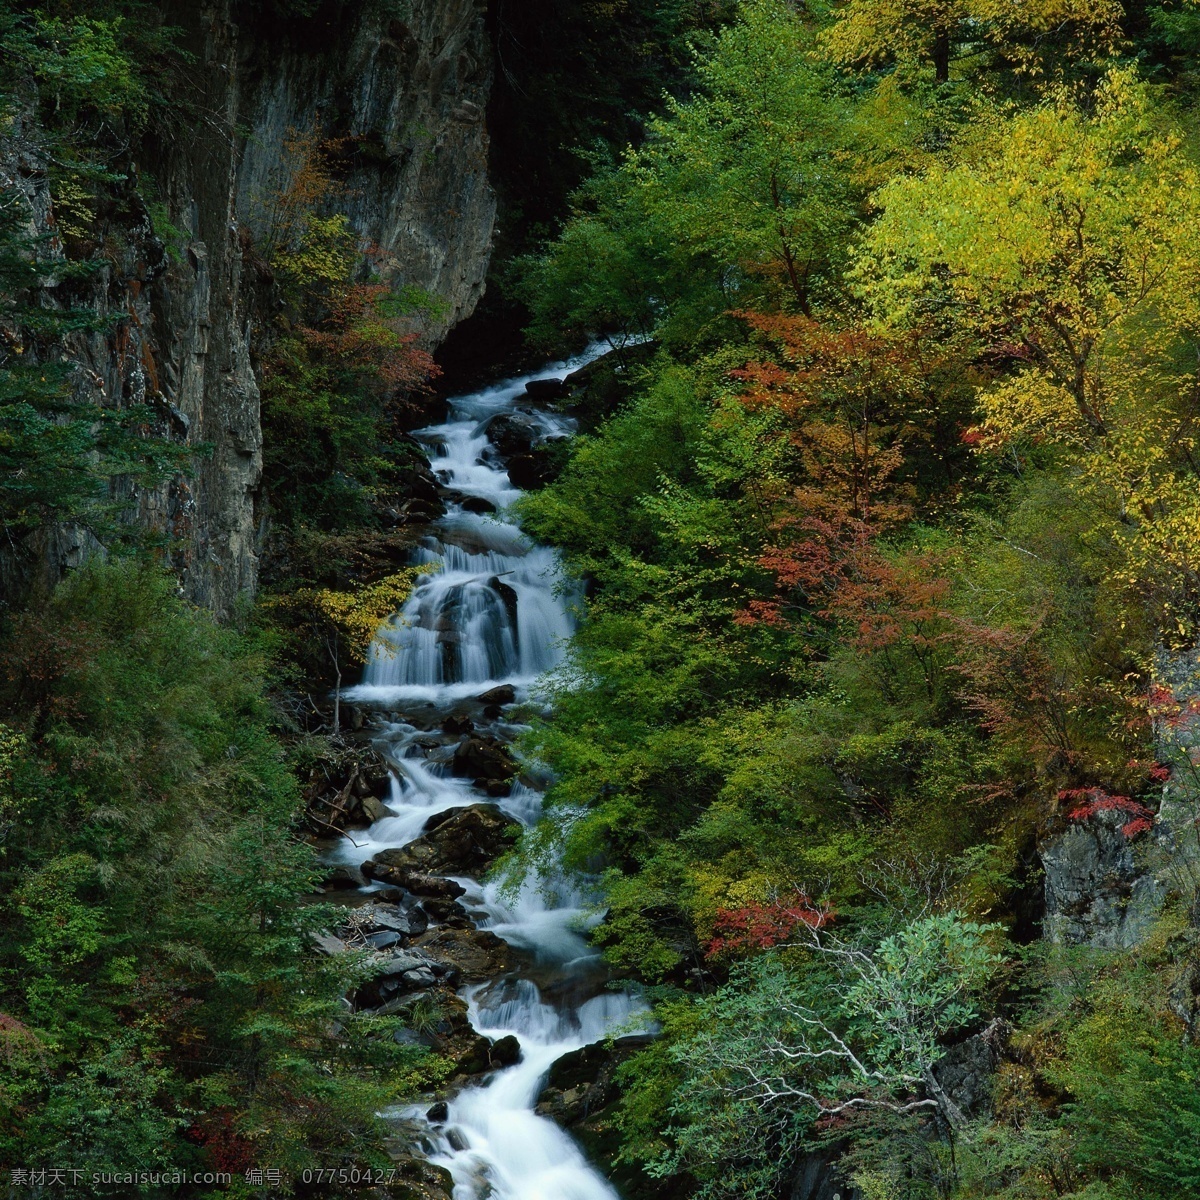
[1,0,495,617]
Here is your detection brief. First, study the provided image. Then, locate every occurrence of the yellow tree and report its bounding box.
[856,70,1200,613]
[822,0,1122,82]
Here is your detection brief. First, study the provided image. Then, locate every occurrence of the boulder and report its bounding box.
[488,1033,521,1068]
[1042,807,1165,947]
[368,805,517,878]
[415,927,515,982]
[524,377,566,401]
[460,495,497,514]
[362,864,468,899]
[475,684,516,706]
[368,902,430,939]
[425,1101,449,1124]
[452,737,517,783]
[536,1034,654,1124]
[486,577,519,633]
[485,412,540,458]
[365,930,405,950]
[421,896,475,929]
[361,794,389,823]
[310,931,349,957]
[382,1157,455,1200]
[506,444,568,492]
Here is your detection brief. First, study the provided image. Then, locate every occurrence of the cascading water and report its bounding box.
[333,349,647,1200]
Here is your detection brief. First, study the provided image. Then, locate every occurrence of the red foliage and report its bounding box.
[1059,787,1154,838]
[0,1012,44,1065]
[706,895,833,958]
[728,313,954,652]
[187,1109,257,1175]
[300,282,439,395]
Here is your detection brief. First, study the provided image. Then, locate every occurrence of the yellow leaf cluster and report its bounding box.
[272,566,429,664]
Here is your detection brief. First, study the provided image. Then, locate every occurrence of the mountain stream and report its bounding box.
[331,352,646,1200]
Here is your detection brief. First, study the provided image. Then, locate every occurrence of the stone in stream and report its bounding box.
[459,495,496,514]
[379,1156,455,1200]
[474,683,516,706]
[452,736,517,783]
[535,1034,656,1124]
[368,902,430,939]
[415,927,514,982]
[523,377,566,401]
[484,411,540,458]
[362,862,468,898]
[505,443,568,491]
[368,804,517,877]
[420,896,474,929]
[425,1101,449,1124]
[488,1033,521,1068]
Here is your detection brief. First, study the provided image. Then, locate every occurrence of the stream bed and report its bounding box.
[329,352,647,1200]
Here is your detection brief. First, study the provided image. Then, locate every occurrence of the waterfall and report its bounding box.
[334,349,647,1200]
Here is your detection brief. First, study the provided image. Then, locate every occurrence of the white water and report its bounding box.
[336,349,647,1200]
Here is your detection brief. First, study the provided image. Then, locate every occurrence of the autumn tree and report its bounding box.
[823,0,1123,83]
[859,69,1200,617]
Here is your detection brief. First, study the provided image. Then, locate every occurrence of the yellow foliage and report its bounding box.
[858,69,1200,602]
[272,566,428,664]
[823,0,1122,80]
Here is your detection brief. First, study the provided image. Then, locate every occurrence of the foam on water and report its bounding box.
[334,347,648,1199]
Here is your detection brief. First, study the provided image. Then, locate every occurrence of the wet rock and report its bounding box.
[369,805,517,878]
[421,896,475,929]
[425,1101,449,1124]
[505,440,570,491]
[442,714,474,736]
[535,1034,654,1124]
[445,1127,470,1152]
[381,1156,455,1200]
[361,794,389,823]
[475,684,516,706]
[415,927,515,982]
[486,577,519,633]
[460,495,496,514]
[452,737,518,783]
[488,1033,521,1067]
[524,377,566,401]
[485,412,540,458]
[317,863,362,892]
[362,863,468,898]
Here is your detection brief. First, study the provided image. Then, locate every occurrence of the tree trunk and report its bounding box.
[923,1064,968,1129]
[933,31,950,83]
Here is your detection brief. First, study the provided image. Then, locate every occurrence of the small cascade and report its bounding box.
[336,347,646,1200]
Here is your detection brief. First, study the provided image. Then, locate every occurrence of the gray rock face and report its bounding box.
[1042,807,1165,947]
[932,1019,1009,1118]
[0,0,495,614]
[235,0,495,344]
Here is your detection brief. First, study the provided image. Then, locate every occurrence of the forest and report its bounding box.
[3,0,1200,1198]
